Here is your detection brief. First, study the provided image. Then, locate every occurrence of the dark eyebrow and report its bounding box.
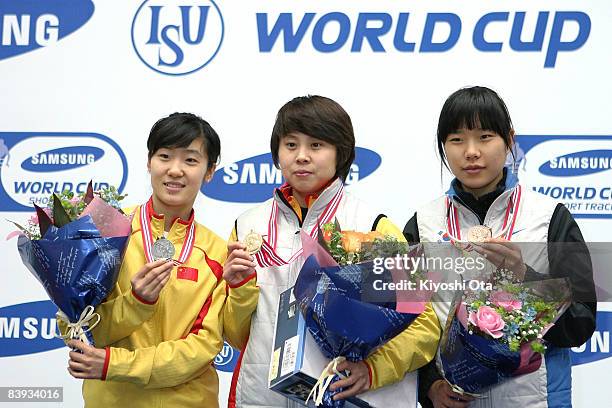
[185,149,204,156]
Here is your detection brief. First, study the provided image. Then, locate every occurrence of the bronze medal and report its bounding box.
[467,226,492,243]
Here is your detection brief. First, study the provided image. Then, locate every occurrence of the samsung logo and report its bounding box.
[21,146,104,172]
[0,133,127,211]
[0,301,64,357]
[0,0,94,61]
[513,135,612,219]
[571,311,612,366]
[539,150,612,176]
[222,159,282,185]
[202,147,382,203]
[257,11,590,68]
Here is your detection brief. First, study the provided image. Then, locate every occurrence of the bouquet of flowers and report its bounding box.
[8,182,131,345]
[322,222,404,264]
[439,266,571,395]
[293,221,430,407]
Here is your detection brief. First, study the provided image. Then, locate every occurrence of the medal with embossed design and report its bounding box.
[139,202,195,266]
[244,230,263,255]
[467,226,492,243]
[152,237,175,261]
[445,186,523,245]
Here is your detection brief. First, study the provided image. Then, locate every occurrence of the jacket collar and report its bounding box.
[144,196,195,241]
[446,169,520,225]
[273,178,343,225]
[445,167,518,198]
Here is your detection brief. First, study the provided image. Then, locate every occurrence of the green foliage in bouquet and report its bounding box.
[464,267,569,353]
[9,182,127,240]
[321,221,411,265]
[49,185,126,222]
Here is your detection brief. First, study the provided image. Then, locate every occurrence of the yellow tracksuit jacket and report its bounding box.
[80,200,227,407]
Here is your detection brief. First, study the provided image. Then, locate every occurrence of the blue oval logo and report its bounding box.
[21,146,104,172]
[539,150,612,177]
[214,341,240,372]
[0,132,128,212]
[571,311,612,366]
[0,300,64,357]
[131,0,225,76]
[202,147,382,203]
[0,0,94,61]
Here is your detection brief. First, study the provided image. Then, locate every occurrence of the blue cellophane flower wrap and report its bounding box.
[440,310,528,395]
[293,232,427,407]
[439,277,571,396]
[16,215,129,345]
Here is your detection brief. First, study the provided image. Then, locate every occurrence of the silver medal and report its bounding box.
[152,237,175,261]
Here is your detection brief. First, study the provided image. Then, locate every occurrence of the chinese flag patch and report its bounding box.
[177,266,198,282]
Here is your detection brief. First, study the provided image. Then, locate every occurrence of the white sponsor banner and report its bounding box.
[1,0,611,407]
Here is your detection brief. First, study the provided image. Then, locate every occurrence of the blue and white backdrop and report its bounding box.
[1,1,610,406]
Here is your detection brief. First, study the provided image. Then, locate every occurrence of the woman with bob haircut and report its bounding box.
[222,95,441,407]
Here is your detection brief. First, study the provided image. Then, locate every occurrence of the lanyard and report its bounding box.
[254,184,344,268]
[139,202,196,266]
[445,185,522,246]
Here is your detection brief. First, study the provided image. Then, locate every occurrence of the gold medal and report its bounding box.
[244,230,263,255]
[467,226,492,243]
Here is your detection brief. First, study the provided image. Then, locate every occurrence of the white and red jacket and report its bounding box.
[407,171,596,408]
[224,178,441,408]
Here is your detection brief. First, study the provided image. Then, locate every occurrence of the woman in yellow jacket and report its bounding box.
[64,113,228,407]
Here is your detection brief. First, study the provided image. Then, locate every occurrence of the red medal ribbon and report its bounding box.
[139,200,196,266]
[254,184,344,268]
[445,185,522,247]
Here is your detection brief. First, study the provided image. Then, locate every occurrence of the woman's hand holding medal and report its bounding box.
[131,259,175,303]
[472,237,527,281]
[223,234,260,286]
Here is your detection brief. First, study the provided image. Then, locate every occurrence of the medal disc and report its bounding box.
[244,231,263,255]
[152,237,175,261]
[467,226,492,243]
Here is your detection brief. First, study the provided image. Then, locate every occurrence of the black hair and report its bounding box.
[270,95,355,181]
[147,112,220,171]
[437,86,514,169]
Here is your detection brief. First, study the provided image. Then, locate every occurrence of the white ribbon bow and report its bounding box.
[56,305,100,345]
[307,356,348,406]
[448,379,486,399]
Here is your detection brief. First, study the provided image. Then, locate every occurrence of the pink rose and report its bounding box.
[468,305,505,339]
[490,291,522,312]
